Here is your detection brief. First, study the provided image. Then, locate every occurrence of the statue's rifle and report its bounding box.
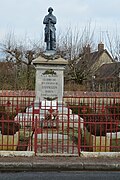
[48,18,51,50]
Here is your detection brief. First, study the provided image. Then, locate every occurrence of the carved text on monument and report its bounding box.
[41,72,58,98]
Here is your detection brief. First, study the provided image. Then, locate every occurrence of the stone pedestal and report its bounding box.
[32,55,68,102]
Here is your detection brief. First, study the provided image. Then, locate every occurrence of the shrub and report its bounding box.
[0,106,20,135]
[84,114,120,136]
[69,103,94,117]
[106,103,120,119]
[0,121,20,135]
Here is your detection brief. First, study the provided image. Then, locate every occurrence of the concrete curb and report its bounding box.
[0,151,120,158]
[0,151,120,172]
[0,162,120,172]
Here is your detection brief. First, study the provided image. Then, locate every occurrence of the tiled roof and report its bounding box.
[95,62,120,78]
[76,49,113,67]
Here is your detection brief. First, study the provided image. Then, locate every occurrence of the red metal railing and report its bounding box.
[0,94,35,151]
[34,103,79,155]
[64,95,120,153]
[0,92,120,155]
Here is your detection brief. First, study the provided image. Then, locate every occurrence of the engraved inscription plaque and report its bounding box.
[41,69,59,100]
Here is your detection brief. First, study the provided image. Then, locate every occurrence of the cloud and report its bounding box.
[0,0,119,41]
[85,0,120,19]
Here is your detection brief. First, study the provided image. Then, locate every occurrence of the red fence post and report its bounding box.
[34,116,38,155]
[78,117,81,156]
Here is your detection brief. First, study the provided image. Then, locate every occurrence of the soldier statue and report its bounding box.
[43,7,57,51]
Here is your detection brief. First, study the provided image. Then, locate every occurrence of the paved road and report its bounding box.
[0,171,120,180]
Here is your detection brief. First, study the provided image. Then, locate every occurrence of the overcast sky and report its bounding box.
[0,0,120,44]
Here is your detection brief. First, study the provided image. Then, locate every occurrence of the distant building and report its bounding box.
[76,42,114,80]
[95,62,120,79]
[90,62,120,92]
[64,42,120,91]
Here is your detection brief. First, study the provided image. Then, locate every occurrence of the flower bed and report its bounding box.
[84,114,120,152]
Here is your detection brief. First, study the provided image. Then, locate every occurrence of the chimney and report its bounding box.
[98,42,104,52]
[83,44,90,56]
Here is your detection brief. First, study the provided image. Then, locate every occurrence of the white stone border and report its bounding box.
[0,151,120,157]
[0,151,35,157]
[36,153,78,157]
[81,151,120,158]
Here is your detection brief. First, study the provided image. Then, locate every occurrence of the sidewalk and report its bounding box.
[0,156,120,172]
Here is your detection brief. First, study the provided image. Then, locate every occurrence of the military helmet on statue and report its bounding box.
[48,7,53,12]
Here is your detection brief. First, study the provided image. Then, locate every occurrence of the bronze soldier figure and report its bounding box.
[43,7,57,51]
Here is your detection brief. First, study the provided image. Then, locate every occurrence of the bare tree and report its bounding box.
[0,22,96,89]
[56,23,96,84]
[0,33,44,89]
[105,29,120,61]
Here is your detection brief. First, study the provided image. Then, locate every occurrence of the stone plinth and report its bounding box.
[32,55,68,102]
[0,132,19,150]
[85,128,110,152]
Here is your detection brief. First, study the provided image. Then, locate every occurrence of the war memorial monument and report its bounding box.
[15,8,82,154]
[33,7,68,103]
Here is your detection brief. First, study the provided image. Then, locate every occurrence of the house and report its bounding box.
[76,42,114,80]
[92,62,120,91]
[95,62,120,79]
